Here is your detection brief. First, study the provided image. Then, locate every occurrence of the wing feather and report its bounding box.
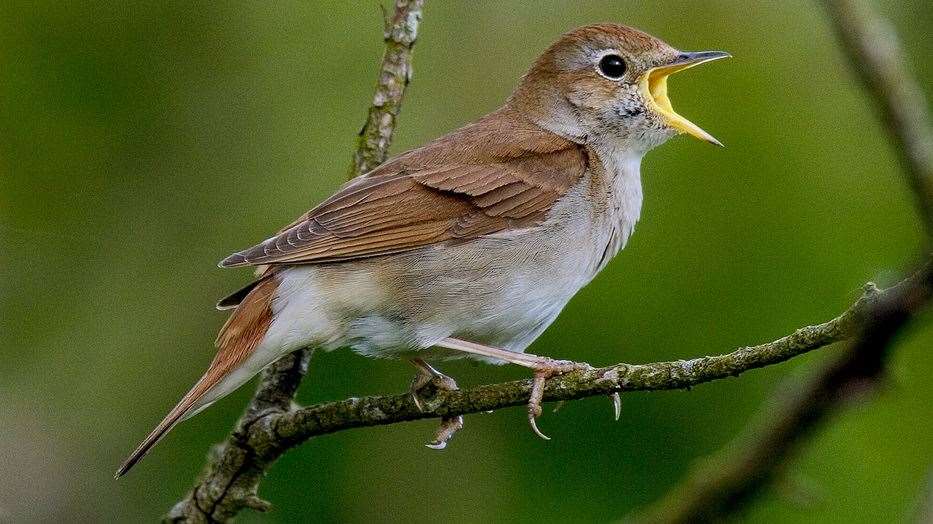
[220,112,587,268]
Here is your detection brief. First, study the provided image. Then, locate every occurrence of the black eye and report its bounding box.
[598,54,627,79]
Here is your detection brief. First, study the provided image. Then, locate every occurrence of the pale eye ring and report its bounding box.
[597,54,627,79]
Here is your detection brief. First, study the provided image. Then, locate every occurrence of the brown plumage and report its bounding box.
[115,274,278,477]
[220,108,587,267]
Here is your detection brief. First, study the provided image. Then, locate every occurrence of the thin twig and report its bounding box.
[163,2,424,522]
[349,0,423,178]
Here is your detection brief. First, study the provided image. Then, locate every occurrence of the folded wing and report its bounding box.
[220,112,588,267]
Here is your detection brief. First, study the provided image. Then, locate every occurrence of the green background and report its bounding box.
[1,1,930,522]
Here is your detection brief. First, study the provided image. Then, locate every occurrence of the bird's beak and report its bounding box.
[639,50,731,146]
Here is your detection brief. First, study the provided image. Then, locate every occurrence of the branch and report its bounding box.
[164,2,423,522]
[627,261,932,524]
[822,0,933,236]
[213,268,914,460]
[625,1,933,520]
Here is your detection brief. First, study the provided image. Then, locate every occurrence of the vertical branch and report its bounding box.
[822,0,933,235]
[163,2,424,522]
[349,0,423,178]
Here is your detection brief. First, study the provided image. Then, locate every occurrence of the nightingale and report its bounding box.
[117,23,728,477]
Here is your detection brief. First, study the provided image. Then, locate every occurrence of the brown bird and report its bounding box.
[116,23,728,477]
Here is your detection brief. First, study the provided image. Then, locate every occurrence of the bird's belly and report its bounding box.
[345,233,597,360]
[262,192,612,362]
[424,249,582,355]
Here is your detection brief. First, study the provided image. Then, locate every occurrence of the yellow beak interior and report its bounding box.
[639,53,729,146]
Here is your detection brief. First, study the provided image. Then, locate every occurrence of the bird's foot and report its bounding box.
[526,359,591,440]
[409,358,459,411]
[409,358,463,449]
[434,338,598,441]
[426,414,464,450]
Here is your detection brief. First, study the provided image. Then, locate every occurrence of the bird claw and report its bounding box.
[526,359,590,440]
[409,360,458,413]
[426,414,464,449]
[409,359,464,449]
[528,412,551,440]
[528,368,549,439]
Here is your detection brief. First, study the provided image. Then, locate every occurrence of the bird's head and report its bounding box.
[509,23,729,151]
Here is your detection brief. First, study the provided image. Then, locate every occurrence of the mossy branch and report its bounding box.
[217,271,914,458]
[261,280,884,443]
[348,0,423,179]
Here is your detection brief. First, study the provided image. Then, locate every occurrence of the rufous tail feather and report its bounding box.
[115,276,277,478]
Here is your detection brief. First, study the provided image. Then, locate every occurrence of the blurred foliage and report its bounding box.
[0,1,930,522]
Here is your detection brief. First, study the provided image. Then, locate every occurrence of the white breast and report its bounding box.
[607,149,644,241]
[587,144,644,274]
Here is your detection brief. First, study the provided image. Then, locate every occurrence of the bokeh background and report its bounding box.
[1,1,931,522]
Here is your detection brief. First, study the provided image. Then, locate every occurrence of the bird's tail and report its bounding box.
[114,275,279,478]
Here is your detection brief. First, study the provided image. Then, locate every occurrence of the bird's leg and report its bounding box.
[437,338,591,439]
[408,358,463,449]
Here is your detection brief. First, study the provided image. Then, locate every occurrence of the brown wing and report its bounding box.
[220,111,587,267]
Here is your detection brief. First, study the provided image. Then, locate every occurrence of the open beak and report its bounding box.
[639,50,730,146]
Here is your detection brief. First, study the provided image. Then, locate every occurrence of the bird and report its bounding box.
[116,23,728,477]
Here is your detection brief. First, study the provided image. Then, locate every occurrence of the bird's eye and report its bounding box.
[597,54,627,79]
